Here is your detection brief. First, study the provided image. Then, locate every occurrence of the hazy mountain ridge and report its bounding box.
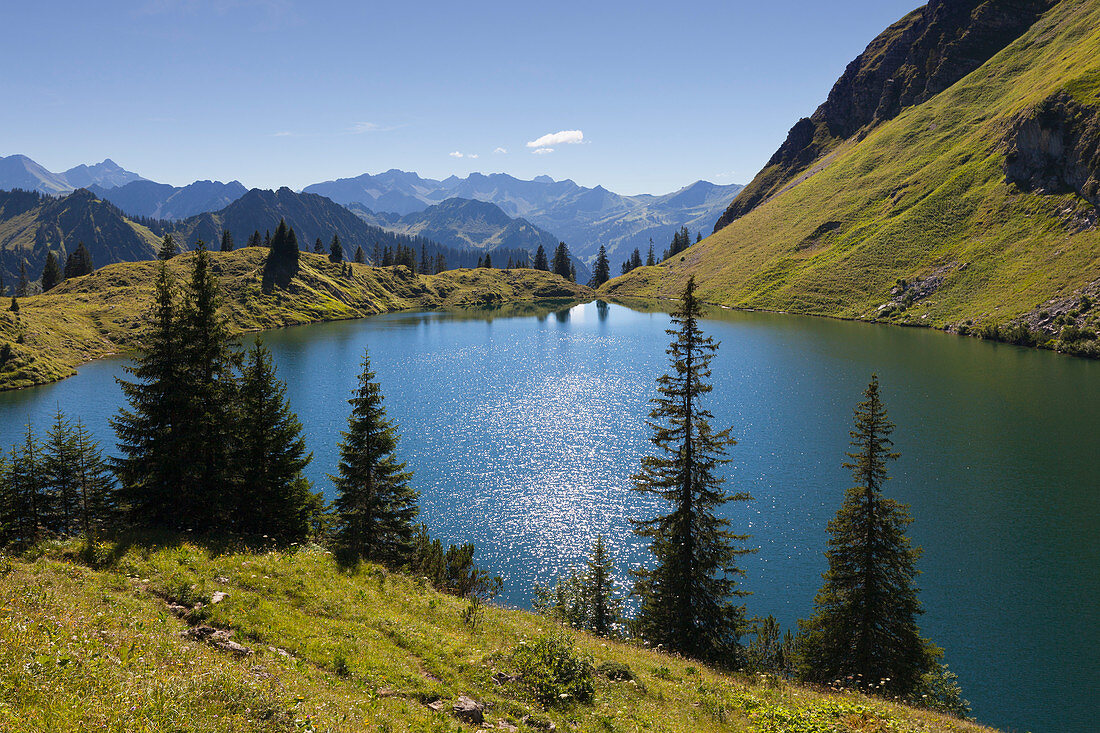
[89,179,249,220]
[0,155,147,195]
[305,171,743,263]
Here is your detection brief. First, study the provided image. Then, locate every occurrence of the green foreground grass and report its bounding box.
[0,537,995,733]
[604,0,1100,342]
[0,248,592,391]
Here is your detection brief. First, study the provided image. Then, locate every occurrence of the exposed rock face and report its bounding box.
[715,0,1057,230]
[1005,92,1100,211]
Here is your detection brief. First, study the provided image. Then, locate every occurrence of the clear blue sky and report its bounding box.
[2,0,921,194]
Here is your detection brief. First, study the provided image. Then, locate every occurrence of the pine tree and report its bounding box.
[534,244,549,271]
[795,375,935,695]
[630,248,643,270]
[552,242,572,279]
[435,253,446,274]
[220,230,235,252]
[331,350,418,567]
[71,421,116,541]
[1,428,43,546]
[483,252,492,269]
[420,245,430,274]
[646,240,656,267]
[234,342,315,542]
[158,233,178,260]
[589,245,610,287]
[263,230,271,247]
[63,242,94,279]
[569,262,577,283]
[41,252,62,292]
[112,263,188,528]
[248,230,262,248]
[631,276,753,663]
[9,296,18,313]
[354,245,365,264]
[263,219,300,287]
[382,246,393,267]
[329,234,344,263]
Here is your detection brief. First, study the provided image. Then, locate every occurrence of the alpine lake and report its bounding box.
[1,300,1096,733]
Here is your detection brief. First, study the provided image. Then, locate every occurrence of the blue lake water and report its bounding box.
[0,301,1096,732]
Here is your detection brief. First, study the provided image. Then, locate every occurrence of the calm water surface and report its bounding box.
[1,301,1097,733]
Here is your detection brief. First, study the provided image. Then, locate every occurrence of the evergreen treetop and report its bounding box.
[41,252,62,292]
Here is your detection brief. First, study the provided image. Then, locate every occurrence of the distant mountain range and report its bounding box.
[305,171,744,263]
[0,155,146,195]
[89,180,249,220]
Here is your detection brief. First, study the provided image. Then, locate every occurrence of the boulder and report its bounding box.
[453,696,484,725]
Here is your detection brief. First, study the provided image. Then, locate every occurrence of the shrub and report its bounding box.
[512,631,595,705]
[910,663,971,719]
[596,661,633,681]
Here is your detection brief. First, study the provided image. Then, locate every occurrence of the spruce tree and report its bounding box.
[329,234,344,263]
[41,252,62,292]
[72,421,116,541]
[248,230,262,248]
[234,342,315,542]
[2,428,43,546]
[796,375,934,695]
[17,261,29,297]
[483,252,492,269]
[419,245,429,274]
[158,233,178,260]
[177,244,238,530]
[646,240,656,267]
[63,242,94,279]
[631,276,752,663]
[354,245,365,264]
[42,409,80,535]
[589,245,610,287]
[314,237,325,254]
[552,242,572,279]
[534,244,549,271]
[112,263,188,528]
[331,350,418,567]
[220,230,235,252]
[630,248,643,270]
[263,219,300,287]
[586,534,622,636]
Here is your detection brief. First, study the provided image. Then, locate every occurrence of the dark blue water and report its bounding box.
[1,302,1096,733]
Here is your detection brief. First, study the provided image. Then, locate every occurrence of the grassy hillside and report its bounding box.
[605,0,1100,346]
[0,247,591,391]
[0,536,994,732]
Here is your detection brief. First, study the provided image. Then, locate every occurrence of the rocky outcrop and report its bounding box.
[715,0,1058,230]
[1005,91,1100,212]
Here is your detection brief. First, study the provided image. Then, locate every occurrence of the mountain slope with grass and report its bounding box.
[605,0,1100,350]
[0,247,591,391]
[0,536,994,732]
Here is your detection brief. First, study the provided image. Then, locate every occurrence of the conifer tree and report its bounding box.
[569,262,577,282]
[41,252,62,292]
[158,233,178,260]
[63,242,94,279]
[263,219,300,287]
[631,276,752,663]
[9,296,18,313]
[354,245,365,264]
[589,245,610,287]
[796,376,935,695]
[435,253,446,274]
[586,534,622,636]
[264,230,271,247]
[331,350,418,567]
[42,409,80,535]
[534,244,549,271]
[17,261,29,297]
[248,230,262,248]
[507,256,514,269]
[220,230,235,252]
[476,255,484,269]
[329,234,344,263]
[314,237,325,254]
[382,246,393,267]
[234,342,315,542]
[646,240,656,267]
[112,263,187,528]
[1,428,43,546]
[630,248,643,270]
[177,243,238,529]
[0,265,5,297]
[484,252,492,269]
[552,242,571,280]
[72,421,116,541]
[419,245,429,274]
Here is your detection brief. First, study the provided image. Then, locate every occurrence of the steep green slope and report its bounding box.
[0,188,161,288]
[0,247,591,391]
[0,537,994,732]
[607,0,1100,346]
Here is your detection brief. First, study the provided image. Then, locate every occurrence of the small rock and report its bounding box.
[453,696,485,724]
[497,721,519,733]
[166,603,188,616]
[427,699,448,713]
[210,591,229,604]
[215,576,229,583]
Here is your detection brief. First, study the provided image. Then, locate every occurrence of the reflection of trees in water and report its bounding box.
[554,308,571,323]
[595,300,609,321]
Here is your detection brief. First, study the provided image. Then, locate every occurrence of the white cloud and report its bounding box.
[449,151,464,158]
[272,131,293,137]
[531,147,554,155]
[526,129,584,148]
[494,147,508,154]
[468,153,479,159]
[349,122,381,134]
